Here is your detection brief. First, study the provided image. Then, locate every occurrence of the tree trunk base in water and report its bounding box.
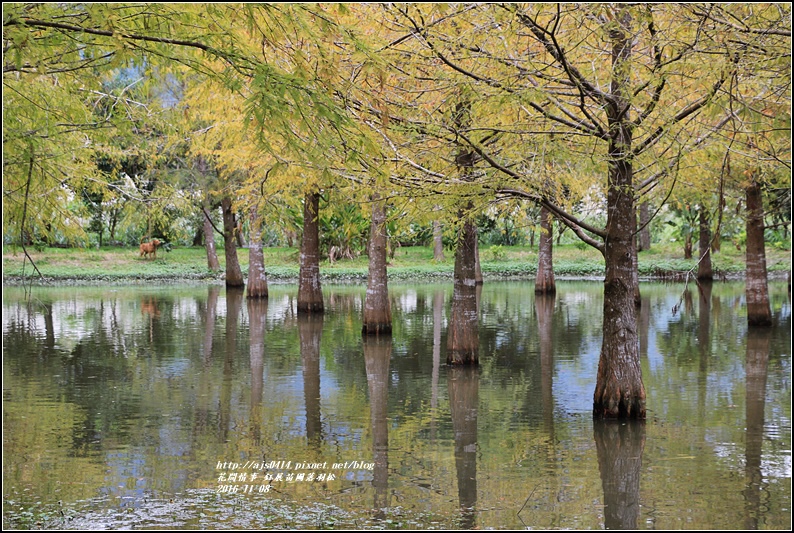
[593,396,646,419]
[362,323,393,336]
[246,287,268,299]
[446,350,479,366]
[297,302,324,314]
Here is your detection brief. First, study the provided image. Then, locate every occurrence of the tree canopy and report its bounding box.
[3,3,790,251]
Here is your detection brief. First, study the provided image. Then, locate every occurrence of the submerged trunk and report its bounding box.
[535,206,556,295]
[221,196,244,288]
[745,178,772,327]
[362,197,392,335]
[298,191,324,314]
[446,216,479,365]
[202,203,221,272]
[697,207,713,281]
[247,205,269,299]
[593,10,646,419]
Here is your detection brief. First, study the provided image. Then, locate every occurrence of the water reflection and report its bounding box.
[594,420,646,529]
[1,281,790,530]
[248,297,267,447]
[744,328,770,530]
[299,313,324,446]
[363,336,391,518]
[448,367,479,529]
[535,294,555,434]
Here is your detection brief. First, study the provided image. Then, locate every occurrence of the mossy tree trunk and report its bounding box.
[202,200,221,272]
[221,196,244,288]
[745,177,772,327]
[593,10,646,419]
[298,191,324,314]
[446,215,479,365]
[362,196,392,335]
[246,205,268,299]
[535,206,556,295]
[697,207,713,281]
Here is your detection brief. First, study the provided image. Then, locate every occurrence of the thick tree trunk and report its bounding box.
[697,207,713,281]
[535,206,556,294]
[298,191,324,314]
[246,205,269,299]
[221,196,244,287]
[448,367,479,529]
[362,197,392,335]
[446,216,479,365]
[203,203,221,272]
[594,420,646,529]
[593,10,646,419]
[745,178,772,327]
[684,233,693,260]
[363,336,391,517]
[433,218,445,261]
[299,314,324,444]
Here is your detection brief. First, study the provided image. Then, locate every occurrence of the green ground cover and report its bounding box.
[3,242,790,284]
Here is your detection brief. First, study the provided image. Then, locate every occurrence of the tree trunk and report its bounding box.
[535,205,556,294]
[203,203,221,272]
[593,10,646,419]
[433,218,445,261]
[697,207,713,281]
[638,201,651,251]
[363,196,392,335]
[446,216,479,365]
[745,177,772,326]
[298,191,324,314]
[684,233,693,259]
[363,336,391,517]
[221,196,244,287]
[246,205,269,299]
[192,225,203,247]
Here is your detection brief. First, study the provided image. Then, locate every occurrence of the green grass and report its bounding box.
[2,241,790,284]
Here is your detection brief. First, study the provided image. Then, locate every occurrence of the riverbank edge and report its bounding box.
[3,265,790,286]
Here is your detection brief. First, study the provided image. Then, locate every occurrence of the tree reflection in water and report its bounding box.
[593,419,646,529]
[448,366,479,529]
[247,297,268,447]
[743,328,770,530]
[299,314,324,447]
[363,336,392,519]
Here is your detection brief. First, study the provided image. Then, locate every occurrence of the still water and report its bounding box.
[3,281,791,530]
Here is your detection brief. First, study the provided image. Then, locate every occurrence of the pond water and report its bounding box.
[2,280,791,530]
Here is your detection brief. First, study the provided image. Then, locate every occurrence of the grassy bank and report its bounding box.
[3,242,791,285]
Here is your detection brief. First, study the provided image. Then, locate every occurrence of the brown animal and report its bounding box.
[139,239,161,260]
